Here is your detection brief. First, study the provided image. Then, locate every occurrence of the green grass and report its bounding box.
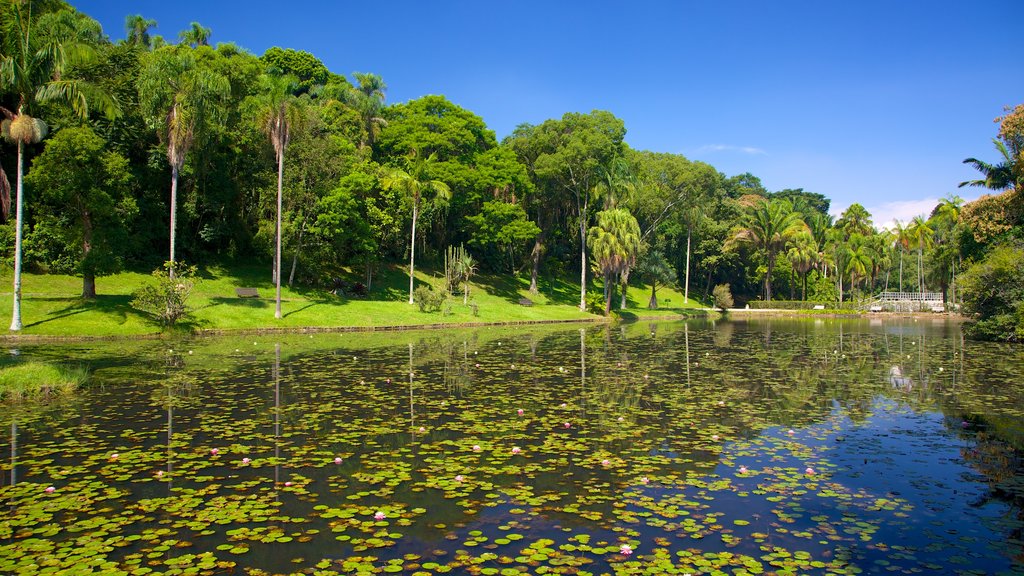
[0,263,708,338]
[0,360,88,402]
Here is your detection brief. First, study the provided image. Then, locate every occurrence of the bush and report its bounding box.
[713,283,734,311]
[959,244,1024,341]
[585,291,606,315]
[131,262,198,326]
[413,285,448,313]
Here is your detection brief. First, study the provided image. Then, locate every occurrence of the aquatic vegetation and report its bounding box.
[0,319,1022,575]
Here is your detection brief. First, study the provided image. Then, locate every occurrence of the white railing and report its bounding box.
[877,292,943,303]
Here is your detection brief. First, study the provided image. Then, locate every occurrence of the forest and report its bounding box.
[2,2,1022,339]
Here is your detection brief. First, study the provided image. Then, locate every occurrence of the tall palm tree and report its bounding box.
[178,22,211,47]
[347,72,387,150]
[726,198,808,301]
[0,4,118,331]
[907,215,935,293]
[138,47,230,276]
[588,209,641,315]
[124,14,157,48]
[787,231,816,300]
[836,203,874,239]
[381,154,451,304]
[257,73,305,319]
[892,219,913,291]
[844,234,873,295]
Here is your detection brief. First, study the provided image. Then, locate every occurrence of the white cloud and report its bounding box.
[837,198,939,230]
[694,144,768,156]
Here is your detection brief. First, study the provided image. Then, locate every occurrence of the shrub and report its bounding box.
[713,283,734,311]
[414,285,448,313]
[959,244,1024,341]
[131,262,198,326]
[585,291,605,315]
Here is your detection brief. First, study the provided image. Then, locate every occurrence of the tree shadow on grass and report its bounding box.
[23,295,142,329]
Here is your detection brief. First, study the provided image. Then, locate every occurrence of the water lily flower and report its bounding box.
[511,446,521,455]
[156,470,164,477]
[711,434,719,441]
[241,457,251,464]
[284,481,293,487]
[560,403,567,408]
[334,457,343,464]
[717,401,725,406]
[517,408,524,416]
[564,422,571,429]
[472,445,482,452]
[386,378,392,384]
[45,486,55,493]
[738,465,748,474]
[510,364,515,369]
[601,459,610,466]
[210,448,219,456]
[110,453,119,460]
[617,416,624,422]
[475,363,480,368]
[374,511,386,520]
[787,429,795,435]
[640,476,650,484]
[418,426,426,433]
[643,374,649,379]
[805,467,815,475]
[619,543,633,555]
[455,475,464,482]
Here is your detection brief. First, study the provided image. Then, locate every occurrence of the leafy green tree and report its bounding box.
[587,208,641,315]
[907,215,935,292]
[787,231,816,300]
[25,127,135,297]
[381,154,451,304]
[726,198,807,301]
[1,3,118,330]
[835,203,874,239]
[959,139,1017,192]
[259,47,331,93]
[124,14,157,48]
[465,201,540,272]
[959,245,1024,342]
[178,22,211,47]
[137,46,230,274]
[635,249,676,309]
[256,72,305,318]
[347,72,387,150]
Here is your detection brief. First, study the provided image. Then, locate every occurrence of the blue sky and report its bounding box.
[75,1,1024,227]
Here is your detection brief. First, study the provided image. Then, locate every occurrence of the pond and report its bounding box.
[1,318,1023,575]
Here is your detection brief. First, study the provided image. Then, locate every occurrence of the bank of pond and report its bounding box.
[1,318,1022,575]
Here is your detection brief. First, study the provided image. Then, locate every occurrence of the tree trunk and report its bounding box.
[82,209,96,299]
[801,271,807,301]
[409,202,418,304]
[648,282,658,309]
[169,163,179,279]
[579,217,587,311]
[275,148,284,319]
[765,251,775,301]
[619,269,629,310]
[9,141,25,331]
[898,250,903,290]
[684,226,691,303]
[366,260,373,292]
[529,235,542,294]
[603,273,612,315]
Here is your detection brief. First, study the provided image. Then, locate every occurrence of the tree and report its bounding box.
[958,245,1024,342]
[907,215,935,292]
[124,14,157,48]
[587,208,641,315]
[256,72,305,319]
[1,4,118,330]
[959,139,1017,192]
[178,22,211,47]
[381,154,451,304]
[24,127,135,298]
[465,201,540,272]
[787,231,816,300]
[892,219,913,290]
[137,47,230,275]
[635,250,675,309]
[835,203,874,239]
[347,72,387,150]
[726,198,808,301]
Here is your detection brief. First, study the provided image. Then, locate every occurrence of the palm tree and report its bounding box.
[587,209,641,315]
[844,235,873,295]
[726,198,808,301]
[138,47,230,276]
[347,72,387,150]
[892,219,913,291]
[787,231,816,300]
[836,203,874,239]
[381,154,451,304]
[178,22,211,47]
[124,14,157,48]
[1,4,118,331]
[959,139,1017,191]
[907,215,935,293]
[257,73,305,319]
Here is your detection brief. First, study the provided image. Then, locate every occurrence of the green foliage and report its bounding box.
[131,261,198,326]
[713,283,734,311]
[959,244,1024,341]
[806,273,839,302]
[585,290,606,315]
[466,201,540,271]
[259,47,331,93]
[413,285,448,313]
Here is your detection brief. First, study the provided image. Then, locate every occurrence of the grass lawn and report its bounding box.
[0,263,708,338]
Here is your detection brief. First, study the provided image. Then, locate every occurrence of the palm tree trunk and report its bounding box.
[9,141,25,331]
[579,219,587,311]
[288,216,306,287]
[529,235,542,294]
[408,203,418,305]
[765,251,774,301]
[619,269,629,310]
[898,250,903,290]
[802,271,807,301]
[82,209,96,299]
[275,149,284,319]
[169,164,179,279]
[684,226,691,303]
[648,282,658,309]
[604,273,612,315]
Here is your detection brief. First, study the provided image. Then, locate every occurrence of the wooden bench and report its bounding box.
[812,304,825,310]
[235,287,260,298]
[869,306,883,312]
[931,306,945,313]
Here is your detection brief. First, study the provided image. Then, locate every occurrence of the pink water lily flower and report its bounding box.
[472,445,482,452]
[517,408,524,416]
[601,459,610,466]
[45,486,55,493]
[511,446,522,455]
[805,467,816,475]
[284,481,293,487]
[454,475,464,482]
[210,448,219,456]
[619,543,633,555]
[711,434,719,441]
[156,470,164,477]
[738,465,748,474]
[110,453,119,460]
[640,476,650,484]
[374,511,386,520]
[241,457,251,464]
[418,426,426,433]
[334,457,343,464]
[564,422,572,429]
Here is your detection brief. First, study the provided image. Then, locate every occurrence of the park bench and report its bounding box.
[931,305,945,313]
[235,287,260,298]
[812,304,825,310]
[870,306,883,312]
[518,297,533,307]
